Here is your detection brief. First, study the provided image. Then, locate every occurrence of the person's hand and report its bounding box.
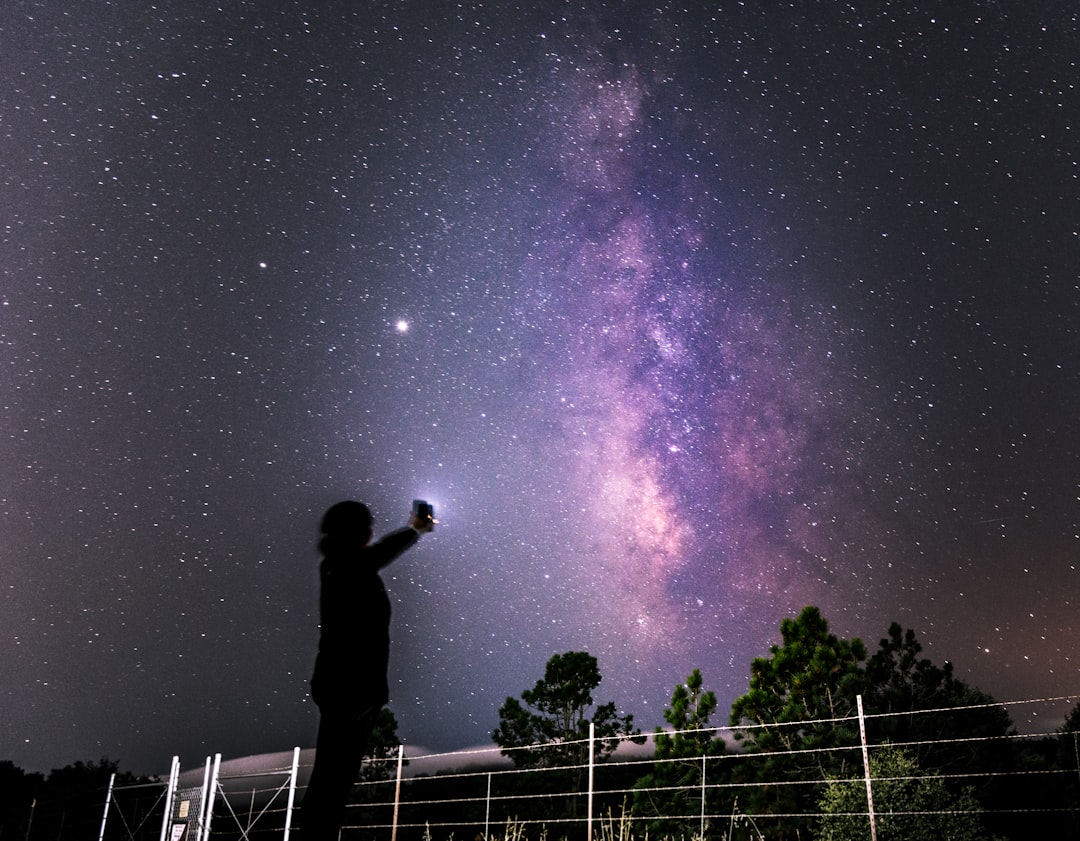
[409,513,435,533]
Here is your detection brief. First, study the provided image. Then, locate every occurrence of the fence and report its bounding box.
[95,694,1080,841]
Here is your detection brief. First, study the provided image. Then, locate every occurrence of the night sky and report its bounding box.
[3,2,1079,777]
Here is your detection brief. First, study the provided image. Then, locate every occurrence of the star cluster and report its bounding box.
[2,2,1078,775]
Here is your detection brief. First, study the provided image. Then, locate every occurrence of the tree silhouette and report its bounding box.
[730,606,867,757]
[358,707,406,783]
[728,606,868,841]
[633,669,727,838]
[494,651,640,768]
[863,621,1014,790]
[493,651,642,818]
[0,761,44,841]
[14,758,147,841]
[727,608,1022,840]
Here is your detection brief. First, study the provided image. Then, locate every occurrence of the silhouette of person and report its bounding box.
[300,500,434,841]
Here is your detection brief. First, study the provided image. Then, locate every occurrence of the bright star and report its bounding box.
[395,320,409,333]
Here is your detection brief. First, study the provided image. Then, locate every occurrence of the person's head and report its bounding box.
[320,500,373,545]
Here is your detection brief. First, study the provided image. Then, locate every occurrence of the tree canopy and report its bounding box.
[863,620,1015,785]
[633,669,726,838]
[492,650,641,769]
[359,707,405,783]
[730,605,868,756]
[726,606,1019,841]
[817,743,988,841]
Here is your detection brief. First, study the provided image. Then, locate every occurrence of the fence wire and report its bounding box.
[87,692,1080,841]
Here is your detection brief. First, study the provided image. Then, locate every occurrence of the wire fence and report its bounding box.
[85,693,1080,841]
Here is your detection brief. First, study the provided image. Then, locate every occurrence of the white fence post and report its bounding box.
[1074,730,1080,790]
[158,757,180,841]
[196,756,212,841]
[97,772,115,841]
[699,754,706,839]
[586,721,595,841]
[195,755,213,841]
[201,755,222,841]
[391,744,405,841]
[484,772,492,840]
[857,695,877,841]
[283,747,301,841]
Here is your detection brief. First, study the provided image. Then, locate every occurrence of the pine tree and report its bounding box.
[493,651,640,769]
[633,669,727,838]
[728,606,868,841]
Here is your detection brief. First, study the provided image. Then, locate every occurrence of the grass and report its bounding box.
[416,801,768,841]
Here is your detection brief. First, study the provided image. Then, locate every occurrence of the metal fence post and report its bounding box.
[586,721,595,841]
[391,744,404,841]
[484,772,492,840]
[700,755,706,840]
[158,757,180,841]
[201,755,222,841]
[98,772,115,841]
[283,747,301,841]
[194,756,212,841]
[857,695,877,841]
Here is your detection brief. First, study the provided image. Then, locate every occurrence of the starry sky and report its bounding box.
[3,1,1079,776]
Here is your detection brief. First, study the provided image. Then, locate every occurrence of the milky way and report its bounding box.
[2,2,1078,775]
